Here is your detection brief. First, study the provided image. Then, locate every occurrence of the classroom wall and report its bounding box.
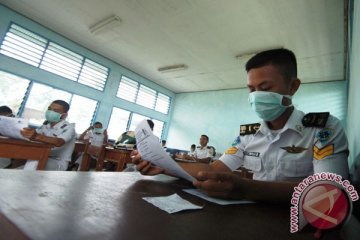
[347,0,360,172]
[167,81,347,153]
[0,4,175,137]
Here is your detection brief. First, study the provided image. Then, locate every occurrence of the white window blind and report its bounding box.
[155,93,171,114]
[40,42,83,81]
[117,76,138,102]
[78,59,108,91]
[136,85,156,109]
[0,24,47,67]
[0,23,109,91]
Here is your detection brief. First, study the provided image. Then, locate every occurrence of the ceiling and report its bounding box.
[0,0,346,93]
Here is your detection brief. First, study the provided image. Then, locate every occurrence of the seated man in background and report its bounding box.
[188,144,196,156]
[176,135,213,163]
[132,48,349,203]
[21,100,76,171]
[71,121,108,170]
[0,105,14,168]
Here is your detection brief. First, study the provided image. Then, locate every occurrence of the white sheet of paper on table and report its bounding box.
[183,188,255,205]
[135,120,195,182]
[142,193,203,213]
[0,116,28,140]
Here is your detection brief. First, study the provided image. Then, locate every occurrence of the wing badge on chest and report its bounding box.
[281,145,308,154]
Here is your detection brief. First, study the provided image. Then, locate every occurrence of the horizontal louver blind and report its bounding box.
[0,24,47,67]
[40,42,83,81]
[155,93,170,114]
[117,77,138,102]
[136,85,156,109]
[78,59,108,91]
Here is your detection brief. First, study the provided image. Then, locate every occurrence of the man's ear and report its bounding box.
[289,78,301,96]
[61,112,68,120]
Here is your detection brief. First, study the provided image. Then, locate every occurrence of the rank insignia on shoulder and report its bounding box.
[302,112,329,128]
[240,123,260,136]
[225,147,238,155]
[60,124,68,129]
[316,128,334,144]
[281,145,308,154]
[313,144,334,160]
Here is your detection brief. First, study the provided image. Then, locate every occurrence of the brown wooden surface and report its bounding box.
[0,137,52,170]
[0,170,338,240]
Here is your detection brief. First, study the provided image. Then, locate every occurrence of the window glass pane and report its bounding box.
[117,76,138,102]
[0,24,47,67]
[78,59,108,91]
[107,107,131,140]
[152,119,165,139]
[67,95,97,134]
[136,85,156,109]
[40,42,83,81]
[22,83,71,126]
[0,71,30,115]
[155,93,171,114]
[128,113,147,131]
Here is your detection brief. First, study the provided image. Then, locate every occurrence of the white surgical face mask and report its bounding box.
[248,91,292,121]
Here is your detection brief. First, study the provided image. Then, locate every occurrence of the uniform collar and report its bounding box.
[46,119,67,129]
[199,145,208,150]
[257,108,305,137]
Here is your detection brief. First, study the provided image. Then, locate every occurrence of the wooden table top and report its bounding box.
[0,170,354,240]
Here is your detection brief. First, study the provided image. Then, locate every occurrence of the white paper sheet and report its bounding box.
[135,120,195,182]
[0,116,28,140]
[183,189,255,205]
[142,193,203,213]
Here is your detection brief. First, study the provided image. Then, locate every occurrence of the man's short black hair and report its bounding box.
[94,121,103,126]
[0,105,13,115]
[147,119,154,131]
[52,100,70,112]
[191,144,196,148]
[201,134,209,142]
[245,48,297,82]
[161,140,166,144]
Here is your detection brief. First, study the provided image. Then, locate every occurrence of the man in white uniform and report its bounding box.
[132,48,349,203]
[21,100,76,171]
[176,135,213,163]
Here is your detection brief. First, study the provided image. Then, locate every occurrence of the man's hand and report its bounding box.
[131,150,165,175]
[193,171,246,199]
[20,127,37,140]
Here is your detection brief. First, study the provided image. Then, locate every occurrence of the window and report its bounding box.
[117,76,171,114]
[107,107,131,140]
[0,71,30,115]
[67,95,97,134]
[136,85,156,109]
[128,113,147,131]
[152,119,165,139]
[155,93,171,114]
[40,42,83,81]
[0,23,109,91]
[0,24,47,67]
[116,76,138,103]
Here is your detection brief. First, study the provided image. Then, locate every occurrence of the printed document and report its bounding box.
[0,116,28,140]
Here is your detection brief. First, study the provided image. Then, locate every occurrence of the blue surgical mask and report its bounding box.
[248,91,292,121]
[45,110,62,123]
[93,128,104,134]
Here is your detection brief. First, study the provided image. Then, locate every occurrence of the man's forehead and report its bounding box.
[49,103,65,112]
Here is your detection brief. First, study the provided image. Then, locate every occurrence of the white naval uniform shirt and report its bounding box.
[194,146,212,159]
[37,120,76,163]
[83,131,105,147]
[219,109,349,181]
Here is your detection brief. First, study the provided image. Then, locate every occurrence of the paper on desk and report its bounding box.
[135,120,195,182]
[142,193,203,213]
[0,116,28,140]
[183,189,255,205]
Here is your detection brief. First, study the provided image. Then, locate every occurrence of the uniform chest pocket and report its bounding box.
[280,158,313,177]
[243,156,262,172]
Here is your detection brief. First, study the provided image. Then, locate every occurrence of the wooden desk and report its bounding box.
[0,137,52,170]
[0,170,339,240]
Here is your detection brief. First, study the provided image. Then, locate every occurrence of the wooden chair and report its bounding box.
[79,143,106,171]
[97,147,131,172]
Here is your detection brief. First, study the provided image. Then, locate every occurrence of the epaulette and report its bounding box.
[196,146,200,149]
[207,146,210,149]
[240,123,260,136]
[302,112,329,128]
[43,120,49,125]
[60,124,68,129]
